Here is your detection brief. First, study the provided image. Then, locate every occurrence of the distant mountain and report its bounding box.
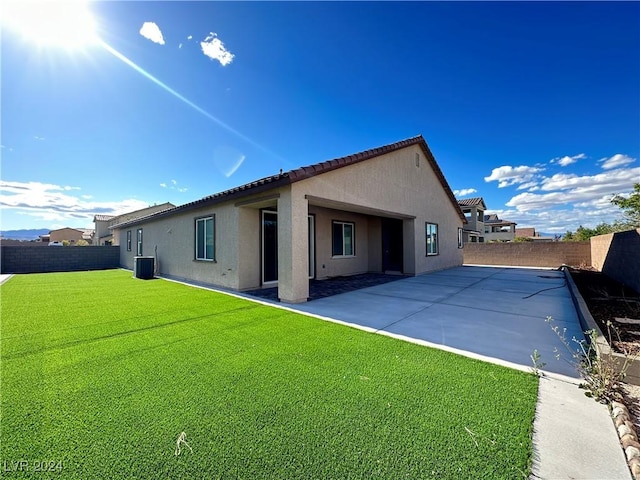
[0,229,50,241]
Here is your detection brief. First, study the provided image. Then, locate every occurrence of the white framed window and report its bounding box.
[426,222,438,256]
[458,227,464,249]
[195,216,215,261]
[136,228,143,256]
[127,230,132,251]
[332,221,355,257]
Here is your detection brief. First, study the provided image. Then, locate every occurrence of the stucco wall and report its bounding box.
[117,202,244,289]
[94,220,112,245]
[484,231,515,242]
[295,143,463,275]
[591,228,640,292]
[463,242,591,268]
[308,205,372,279]
[49,228,84,243]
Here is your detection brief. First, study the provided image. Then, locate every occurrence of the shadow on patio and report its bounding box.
[245,273,409,302]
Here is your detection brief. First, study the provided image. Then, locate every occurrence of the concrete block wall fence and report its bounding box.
[590,228,640,293]
[463,242,591,268]
[0,246,120,274]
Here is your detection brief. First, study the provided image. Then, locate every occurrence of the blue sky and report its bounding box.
[1,1,638,234]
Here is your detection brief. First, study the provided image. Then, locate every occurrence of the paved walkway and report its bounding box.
[252,266,630,479]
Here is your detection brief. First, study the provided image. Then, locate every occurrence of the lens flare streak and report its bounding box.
[97,39,285,163]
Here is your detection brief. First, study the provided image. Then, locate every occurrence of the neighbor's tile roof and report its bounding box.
[484,214,516,225]
[94,215,116,222]
[457,197,486,208]
[111,135,467,228]
[516,227,537,237]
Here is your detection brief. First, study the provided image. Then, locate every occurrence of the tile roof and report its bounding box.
[516,227,537,237]
[111,135,466,228]
[484,214,515,225]
[102,203,175,228]
[457,197,486,208]
[93,215,116,222]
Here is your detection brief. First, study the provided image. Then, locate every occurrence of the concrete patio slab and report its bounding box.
[362,280,463,303]
[267,265,630,480]
[292,266,582,377]
[402,271,485,288]
[381,302,581,377]
[440,287,578,324]
[475,277,569,298]
[292,290,433,331]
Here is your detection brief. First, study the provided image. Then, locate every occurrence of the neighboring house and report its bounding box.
[81,229,94,243]
[483,214,517,242]
[93,215,116,245]
[93,203,175,245]
[516,227,536,238]
[49,227,87,245]
[111,136,467,304]
[516,227,555,242]
[457,197,487,243]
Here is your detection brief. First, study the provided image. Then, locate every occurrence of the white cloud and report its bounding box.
[33,136,45,141]
[483,150,639,232]
[484,165,544,188]
[516,181,539,191]
[139,22,165,45]
[160,179,188,192]
[0,180,152,226]
[453,188,477,197]
[506,167,640,211]
[540,168,637,192]
[551,153,586,167]
[599,154,635,170]
[489,207,616,234]
[200,32,234,66]
[187,35,193,40]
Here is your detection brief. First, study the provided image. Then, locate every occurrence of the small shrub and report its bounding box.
[545,316,632,403]
[530,349,546,376]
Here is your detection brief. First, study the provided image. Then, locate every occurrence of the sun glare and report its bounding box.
[3,0,98,50]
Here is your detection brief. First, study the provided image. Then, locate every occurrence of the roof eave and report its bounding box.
[109,176,292,230]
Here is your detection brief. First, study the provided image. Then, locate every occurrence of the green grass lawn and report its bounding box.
[1,270,538,479]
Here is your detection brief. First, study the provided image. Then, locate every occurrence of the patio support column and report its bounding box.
[403,218,416,275]
[277,188,309,303]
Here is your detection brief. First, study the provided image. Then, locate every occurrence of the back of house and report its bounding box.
[111,136,465,303]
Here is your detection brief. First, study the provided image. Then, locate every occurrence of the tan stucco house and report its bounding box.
[49,227,93,245]
[458,197,487,243]
[483,214,517,242]
[93,203,174,245]
[111,136,466,303]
